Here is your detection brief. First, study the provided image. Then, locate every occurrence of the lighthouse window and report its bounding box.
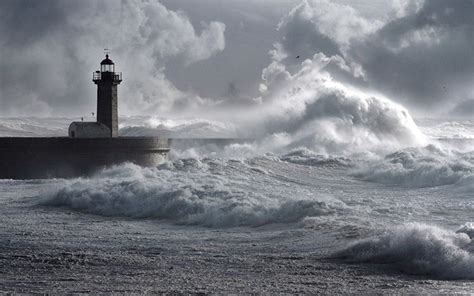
[101,64,114,72]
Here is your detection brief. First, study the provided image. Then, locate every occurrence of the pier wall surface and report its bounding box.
[0,137,169,179]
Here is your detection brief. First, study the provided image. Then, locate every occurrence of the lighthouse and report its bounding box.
[0,53,169,179]
[69,54,122,138]
[94,54,122,137]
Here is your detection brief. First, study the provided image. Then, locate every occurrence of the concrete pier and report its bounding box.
[0,137,169,179]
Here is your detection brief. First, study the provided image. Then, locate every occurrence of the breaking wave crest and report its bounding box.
[354,145,474,188]
[336,223,474,280]
[261,92,426,156]
[40,161,345,228]
[280,148,352,167]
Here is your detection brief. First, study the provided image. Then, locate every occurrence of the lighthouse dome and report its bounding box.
[100,54,114,65]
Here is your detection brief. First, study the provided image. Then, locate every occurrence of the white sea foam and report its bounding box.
[280,148,351,167]
[353,145,474,188]
[40,162,345,227]
[119,116,239,139]
[336,223,474,279]
[418,119,474,140]
[457,223,474,239]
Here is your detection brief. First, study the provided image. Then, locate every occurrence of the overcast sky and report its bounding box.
[0,0,472,118]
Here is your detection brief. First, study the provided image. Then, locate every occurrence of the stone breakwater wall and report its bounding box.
[0,137,169,179]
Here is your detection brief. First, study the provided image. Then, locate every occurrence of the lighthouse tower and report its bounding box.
[69,54,122,139]
[93,54,122,137]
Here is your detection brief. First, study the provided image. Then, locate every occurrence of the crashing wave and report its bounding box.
[457,223,474,239]
[336,223,474,279]
[252,53,427,156]
[40,162,346,227]
[280,148,351,167]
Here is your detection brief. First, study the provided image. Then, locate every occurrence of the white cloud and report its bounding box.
[279,0,379,48]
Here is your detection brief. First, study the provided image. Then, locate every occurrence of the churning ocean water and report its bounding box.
[1,115,474,293]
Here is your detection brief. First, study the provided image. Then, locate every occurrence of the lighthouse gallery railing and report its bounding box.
[93,72,122,82]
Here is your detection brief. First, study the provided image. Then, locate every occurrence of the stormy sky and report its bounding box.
[0,0,472,118]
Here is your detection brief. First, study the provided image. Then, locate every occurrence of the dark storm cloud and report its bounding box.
[278,9,342,62]
[0,0,72,47]
[0,0,90,115]
[276,0,378,60]
[160,0,300,104]
[351,0,474,111]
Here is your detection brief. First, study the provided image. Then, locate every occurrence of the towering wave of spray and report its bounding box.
[246,53,427,156]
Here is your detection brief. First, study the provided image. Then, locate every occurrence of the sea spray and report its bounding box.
[245,50,428,155]
[119,54,428,158]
